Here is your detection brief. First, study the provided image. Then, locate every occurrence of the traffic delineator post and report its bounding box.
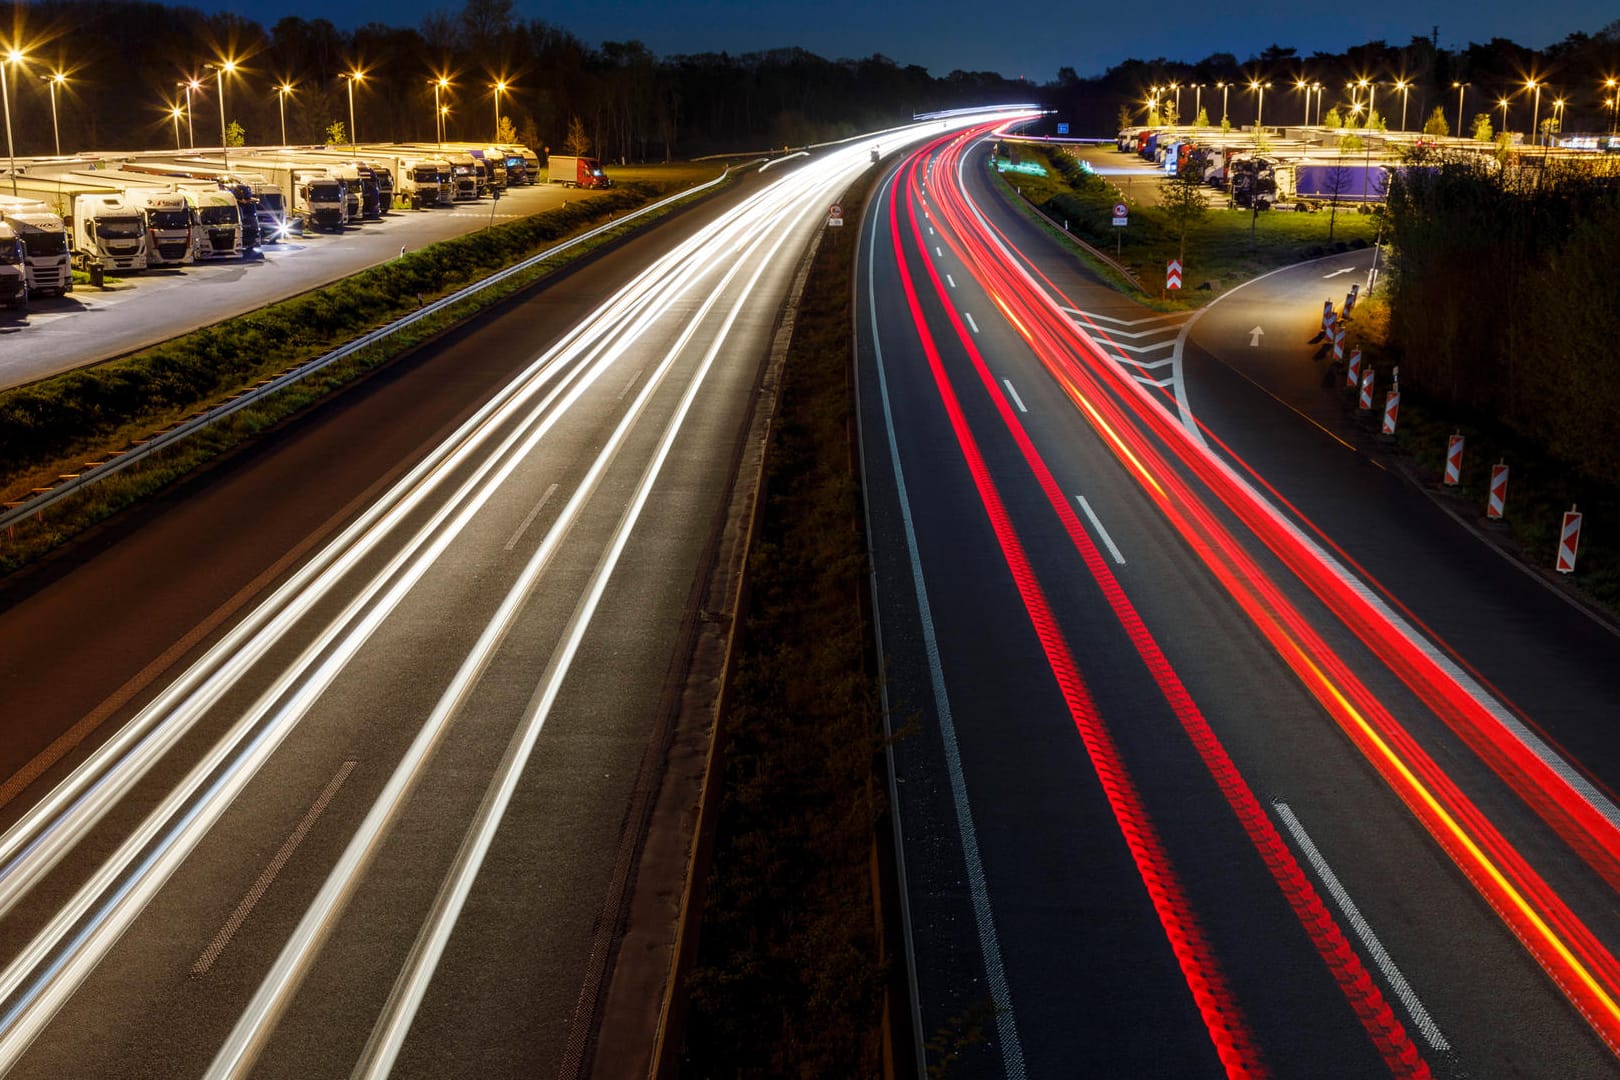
[1346,348,1362,390]
[1444,433,1464,486]
[1166,259,1182,291]
[1487,461,1509,520]
[1557,505,1582,574]
[1332,325,1345,364]
[1358,367,1375,411]
[1382,385,1400,435]
[1322,300,1335,333]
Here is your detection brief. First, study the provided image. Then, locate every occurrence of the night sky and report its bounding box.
[186,0,1617,80]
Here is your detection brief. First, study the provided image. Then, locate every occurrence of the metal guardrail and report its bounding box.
[0,169,736,535]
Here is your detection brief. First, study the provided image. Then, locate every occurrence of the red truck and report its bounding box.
[546,155,613,189]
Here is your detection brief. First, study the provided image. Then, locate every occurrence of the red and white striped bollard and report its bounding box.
[1345,348,1361,390]
[1487,462,1508,519]
[1444,434,1464,486]
[1358,367,1374,411]
[1556,505,1582,574]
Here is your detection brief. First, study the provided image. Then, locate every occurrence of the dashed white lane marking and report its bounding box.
[504,483,560,551]
[1274,801,1450,1052]
[1075,496,1126,565]
[964,312,980,334]
[947,273,956,289]
[616,364,645,400]
[1002,379,1027,413]
[935,245,943,257]
[190,760,357,978]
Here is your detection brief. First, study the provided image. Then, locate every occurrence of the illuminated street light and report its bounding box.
[204,59,236,169]
[339,70,364,146]
[1191,83,1204,123]
[1364,79,1378,128]
[1168,81,1181,121]
[1605,78,1617,135]
[1525,78,1542,145]
[1551,97,1565,144]
[1498,96,1511,138]
[1,47,24,196]
[276,81,294,147]
[1216,81,1230,124]
[171,104,183,150]
[1312,82,1324,125]
[1394,78,1411,132]
[432,75,451,147]
[178,78,201,148]
[1453,82,1469,139]
[492,79,507,141]
[440,103,450,143]
[43,71,66,156]
[1249,79,1271,129]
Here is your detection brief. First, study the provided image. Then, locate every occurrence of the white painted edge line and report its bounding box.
[964,312,980,334]
[1075,496,1125,565]
[1273,801,1450,1052]
[947,273,956,289]
[865,171,1027,1079]
[1002,379,1027,413]
[616,364,646,401]
[504,483,560,552]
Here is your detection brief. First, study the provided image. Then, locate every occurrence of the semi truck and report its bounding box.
[117,162,262,250]
[122,189,194,266]
[0,221,30,311]
[1292,161,1390,205]
[394,157,453,206]
[0,196,72,296]
[183,188,243,259]
[71,192,148,271]
[546,154,612,189]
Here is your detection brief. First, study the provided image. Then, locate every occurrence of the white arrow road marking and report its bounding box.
[1323,267,1355,278]
[1249,326,1264,347]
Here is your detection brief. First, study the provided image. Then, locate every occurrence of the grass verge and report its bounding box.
[995,146,1382,306]
[0,174,726,574]
[679,182,887,1075]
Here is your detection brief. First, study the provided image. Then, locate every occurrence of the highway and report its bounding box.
[858,125,1620,1077]
[0,112,1024,1077]
[0,179,603,391]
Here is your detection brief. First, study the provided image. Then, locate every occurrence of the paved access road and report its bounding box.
[0,181,607,391]
[0,114,1027,1078]
[859,124,1620,1077]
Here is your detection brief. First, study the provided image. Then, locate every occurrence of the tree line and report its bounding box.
[0,0,1025,159]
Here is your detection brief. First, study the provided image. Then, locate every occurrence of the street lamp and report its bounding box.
[205,59,235,168]
[1525,78,1542,145]
[43,71,65,156]
[1249,80,1271,129]
[1453,82,1469,139]
[1216,81,1229,124]
[1296,78,1310,125]
[1498,96,1510,138]
[1551,98,1565,144]
[1394,78,1411,132]
[275,81,293,146]
[440,103,450,143]
[1192,83,1204,123]
[1,47,22,196]
[1365,80,1379,128]
[432,76,450,147]
[339,70,364,146]
[492,79,507,141]
[1168,82,1181,122]
[171,104,183,150]
[1312,82,1324,125]
[178,78,200,148]
[1605,78,1618,134]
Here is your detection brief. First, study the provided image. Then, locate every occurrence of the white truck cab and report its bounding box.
[123,189,194,267]
[72,193,148,272]
[0,221,27,312]
[185,189,243,259]
[0,195,72,296]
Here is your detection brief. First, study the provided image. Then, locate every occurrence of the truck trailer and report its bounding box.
[0,221,29,311]
[546,154,612,189]
[0,196,72,296]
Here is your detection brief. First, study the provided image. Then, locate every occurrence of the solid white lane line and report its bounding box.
[947,273,956,288]
[964,312,980,334]
[1274,802,1450,1052]
[190,760,357,979]
[1002,379,1027,413]
[866,177,1027,1079]
[504,484,560,551]
[1075,496,1126,565]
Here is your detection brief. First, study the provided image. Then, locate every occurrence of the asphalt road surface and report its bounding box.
[0,115,1025,1077]
[858,124,1620,1077]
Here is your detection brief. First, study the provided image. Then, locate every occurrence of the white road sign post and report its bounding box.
[828,203,843,227]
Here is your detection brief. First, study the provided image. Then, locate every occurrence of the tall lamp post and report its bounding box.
[1497,96,1510,138]
[1394,78,1411,131]
[432,76,450,147]
[178,78,200,148]
[492,79,506,141]
[205,60,235,168]
[171,104,183,150]
[1525,78,1542,145]
[1312,82,1324,125]
[340,70,364,146]
[275,82,293,146]
[44,71,65,156]
[1551,98,1565,144]
[1169,82,1181,122]
[1249,80,1271,129]
[1296,78,1311,125]
[1217,81,1229,125]
[1606,78,1618,134]
[1,48,21,196]
[1453,82,1468,138]
[1192,83,1204,123]
[440,103,450,143]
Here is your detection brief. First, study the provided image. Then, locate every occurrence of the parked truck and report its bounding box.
[183,188,243,259]
[0,221,29,312]
[1292,161,1390,205]
[0,196,73,296]
[546,154,612,189]
[122,189,194,266]
[71,192,147,271]
[395,157,453,207]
